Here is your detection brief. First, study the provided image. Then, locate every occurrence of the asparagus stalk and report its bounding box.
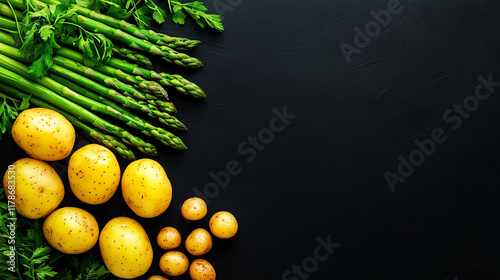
[0,63,159,156]
[39,0,200,51]
[105,57,206,99]
[52,55,177,113]
[0,2,23,21]
[49,73,187,131]
[111,46,154,69]
[0,81,136,160]
[72,15,203,68]
[55,46,169,100]
[0,14,17,31]
[0,29,19,48]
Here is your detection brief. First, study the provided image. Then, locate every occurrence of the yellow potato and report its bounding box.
[12,107,75,161]
[189,259,216,280]
[159,251,189,276]
[209,211,238,239]
[3,158,64,219]
[43,207,99,254]
[147,276,169,280]
[68,144,121,205]
[185,228,212,256]
[99,217,153,279]
[157,226,181,250]
[121,159,172,218]
[181,197,207,221]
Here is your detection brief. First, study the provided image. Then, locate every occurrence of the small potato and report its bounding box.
[68,144,121,205]
[189,259,216,280]
[181,197,207,221]
[209,211,238,239]
[157,227,181,250]
[12,107,75,161]
[121,159,172,218]
[185,228,212,256]
[43,207,99,254]
[147,276,169,280]
[159,251,189,276]
[3,158,64,219]
[99,217,153,279]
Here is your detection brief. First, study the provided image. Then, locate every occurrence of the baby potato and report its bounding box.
[185,228,212,256]
[3,158,64,219]
[147,276,169,280]
[68,144,121,205]
[209,211,238,239]
[159,251,189,276]
[121,159,172,218]
[181,197,207,221]
[99,217,153,279]
[12,107,75,161]
[189,259,216,280]
[157,226,181,250]
[43,207,99,254]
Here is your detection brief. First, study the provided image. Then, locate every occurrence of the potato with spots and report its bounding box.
[181,197,207,221]
[147,276,169,280]
[121,159,172,218]
[12,108,75,161]
[189,259,216,280]
[99,217,153,279]
[68,144,121,205]
[159,251,189,276]
[185,228,212,256]
[43,207,99,254]
[157,226,181,250]
[209,211,238,239]
[3,158,64,219]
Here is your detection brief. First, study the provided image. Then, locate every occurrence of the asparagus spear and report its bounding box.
[0,2,23,21]
[49,73,187,131]
[55,46,169,100]
[0,81,136,160]
[0,63,159,156]
[52,55,177,113]
[39,0,200,51]
[112,46,154,69]
[0,29,19,48]
[105,57,206,99]
[72,15,203,68]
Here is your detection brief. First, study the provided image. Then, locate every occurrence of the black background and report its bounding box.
[2,0,500,279]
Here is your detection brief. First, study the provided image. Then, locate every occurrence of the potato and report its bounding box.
[159,251,189,276]
[147,276,169,280]
[43,207,99,254]
[121,159,172,218]
[68,144,121,205]
[3,158,64,219]
[181,197,207,221]
[157,226,181,250]
[99,217,153,279]
[12,108,75,161]
[189,259,216,280]
[209,211,238,239]
[185,228,212,256]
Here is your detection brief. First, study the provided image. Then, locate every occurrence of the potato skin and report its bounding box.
[147,276,169,280]
[3,158,64,219]
[121,159,172,218]
[159,251,189,276]
[99,217,153,279]
[68,144,121,205]
[189,259,216,280]
[181,197,207,221]
[157,226,181,250]
[209,211,238,239]
[185,228,212,256]
[12,108,75,161]
[43,207,99,254]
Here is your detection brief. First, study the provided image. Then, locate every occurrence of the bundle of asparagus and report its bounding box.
[0,0,212,160]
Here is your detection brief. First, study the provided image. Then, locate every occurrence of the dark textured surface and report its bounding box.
[2,0,500,279]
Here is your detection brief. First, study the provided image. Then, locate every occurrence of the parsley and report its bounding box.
[168,0,223,31]
[0,93,30,140]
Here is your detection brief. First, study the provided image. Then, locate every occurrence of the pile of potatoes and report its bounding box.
[3,108,238,279]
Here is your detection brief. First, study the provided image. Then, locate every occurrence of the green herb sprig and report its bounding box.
[0,93,29,140]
